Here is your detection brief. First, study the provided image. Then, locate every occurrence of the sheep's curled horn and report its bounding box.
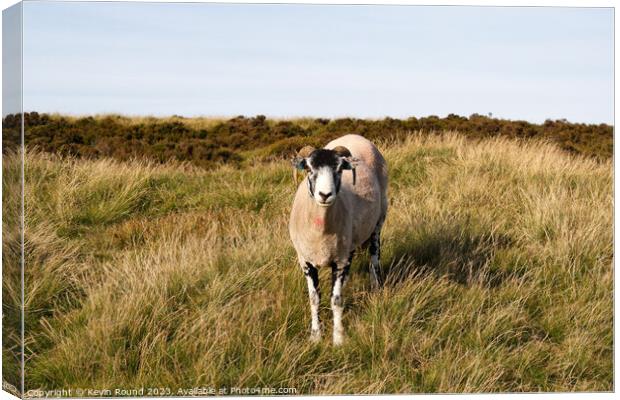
[298,145,316,158]
[333,146,357,185]
[332,146,351,157]
[292,146,316,184]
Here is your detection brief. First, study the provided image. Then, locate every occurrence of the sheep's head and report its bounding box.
[292,145,358,207]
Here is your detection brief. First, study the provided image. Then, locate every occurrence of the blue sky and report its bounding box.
[16,2,614,123]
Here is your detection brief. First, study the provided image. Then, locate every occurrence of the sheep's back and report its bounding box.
[325,134,388,247]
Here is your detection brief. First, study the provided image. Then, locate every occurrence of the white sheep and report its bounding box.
[289,134,388,345]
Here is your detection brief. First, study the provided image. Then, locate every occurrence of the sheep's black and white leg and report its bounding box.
[301,261,321,342]
[369,217,384,290]
[330,253,352,346]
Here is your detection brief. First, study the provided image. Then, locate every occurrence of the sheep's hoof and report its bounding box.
[310,329,321,343]
[333,334,344,346]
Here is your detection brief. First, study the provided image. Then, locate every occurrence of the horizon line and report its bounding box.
[4,109,614,126]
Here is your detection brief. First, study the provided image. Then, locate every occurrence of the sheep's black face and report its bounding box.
[298,149,353,207]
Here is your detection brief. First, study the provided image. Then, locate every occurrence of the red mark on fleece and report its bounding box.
[313,217,325,227]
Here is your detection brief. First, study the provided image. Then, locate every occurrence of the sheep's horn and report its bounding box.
[333,146,352,158]
[298,145,316,158]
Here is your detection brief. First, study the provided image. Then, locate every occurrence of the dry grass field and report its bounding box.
[2,132,613,394]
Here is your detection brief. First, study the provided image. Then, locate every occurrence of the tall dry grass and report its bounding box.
[3,133,612,394]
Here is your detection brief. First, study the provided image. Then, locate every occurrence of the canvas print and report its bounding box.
[1,1,614,397]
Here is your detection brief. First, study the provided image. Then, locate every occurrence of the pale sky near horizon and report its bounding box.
[5,2,615,123]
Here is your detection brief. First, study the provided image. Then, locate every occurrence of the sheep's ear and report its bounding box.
[339,157,359,170]
[291,156,308,185]
[292,145,315,171]
[340,157,359,185]
[291,157,307,171]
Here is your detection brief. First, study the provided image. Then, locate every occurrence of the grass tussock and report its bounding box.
[3,132,612,394]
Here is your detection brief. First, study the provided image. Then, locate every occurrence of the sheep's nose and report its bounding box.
[318,191,332,201]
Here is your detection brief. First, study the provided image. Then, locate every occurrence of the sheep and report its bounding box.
[289,134,388,345]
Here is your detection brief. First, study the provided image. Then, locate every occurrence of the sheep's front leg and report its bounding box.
[301,261,321,342]
[330,254,352,346]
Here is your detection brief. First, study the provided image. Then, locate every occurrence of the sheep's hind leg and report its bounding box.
[330,254,352,346]
[369,217,384,290]
[301,261,321,342]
